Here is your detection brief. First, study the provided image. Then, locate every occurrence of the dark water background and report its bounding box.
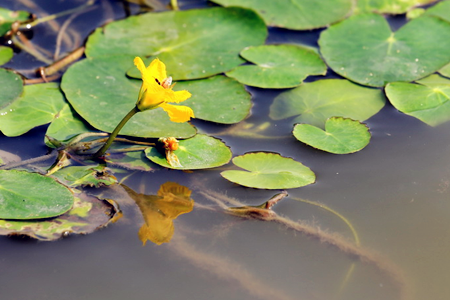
[1,1,450,300]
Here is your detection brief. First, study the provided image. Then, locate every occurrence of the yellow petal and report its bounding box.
[147,58,167,83]
[137,90,166,110]
[159,103,195,123]
[134,57,153,85]
[171,90,192,103]
[159,89,191,104]
[144,78,166,95]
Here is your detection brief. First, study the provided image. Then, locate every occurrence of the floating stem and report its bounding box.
[40,46,85,77]
[0,152,57,170]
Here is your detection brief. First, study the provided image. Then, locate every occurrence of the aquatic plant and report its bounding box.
[2,1,450,298]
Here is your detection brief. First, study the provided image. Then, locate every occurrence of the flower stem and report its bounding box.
[94,106,140,158]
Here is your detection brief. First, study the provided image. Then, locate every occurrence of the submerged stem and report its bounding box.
[291,197,360,246]
[11,35,52,65]
[19,0,96,30]
[291,196,360,297]
[198,189,411,300]
[0,152,57,170]
[94,106,140,158]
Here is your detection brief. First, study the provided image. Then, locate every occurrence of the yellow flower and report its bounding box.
[134,57,194,123]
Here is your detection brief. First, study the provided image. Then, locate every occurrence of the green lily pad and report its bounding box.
[356,0,437,14]
[51,165,118,188]
[269,79,385,128]
[145,134,232,170]
[407,8,426,20]
[86,7,267,80]
[0,192,121,241]
[438,62,450,78]
[225,44,327,89]
[220,152,316,189]
[415,74,450,86]
[106,150,154,172]
[174,75,251,123]
[423,0,450,22]
[0,170,73,220]
[319,14,450,87]
[0,8,30,37]
[0,83,66,137]
[385,74,450,126]
[0,46,13,65]
[0,68,23,110]
[45,103,96,147]
[210,0,353,30]
[293,117,371,154]
[61,55,196,138]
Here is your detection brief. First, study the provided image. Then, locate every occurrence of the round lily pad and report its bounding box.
[145,134,232,170]
[423,0,450,22]
[51,165,118,188]
[45,103,95,147]
[269,79,385,128]
[210,0,353,30]
[221,152,316,189]
[175,75,251,123]
[319,14,450,87]
[86,7,267,80]
[0,82,66,137]
[0,68,23,110]
[385,74,450,126]
[0,170,74,220]
[407,8,426,20]
[61,55,196,138]
[356,0,437,14]
[439,62,450,78]
[0,192,121,241]
[225,44,327,89]
[293,117,371,154]
[0,46,13,65]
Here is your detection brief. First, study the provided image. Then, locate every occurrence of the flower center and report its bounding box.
[155,77,173,89]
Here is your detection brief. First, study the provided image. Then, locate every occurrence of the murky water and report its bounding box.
[1,1,450,300]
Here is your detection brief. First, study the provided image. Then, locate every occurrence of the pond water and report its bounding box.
[1,1,450,300]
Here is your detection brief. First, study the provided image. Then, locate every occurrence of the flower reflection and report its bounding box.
[122,182,194,245]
